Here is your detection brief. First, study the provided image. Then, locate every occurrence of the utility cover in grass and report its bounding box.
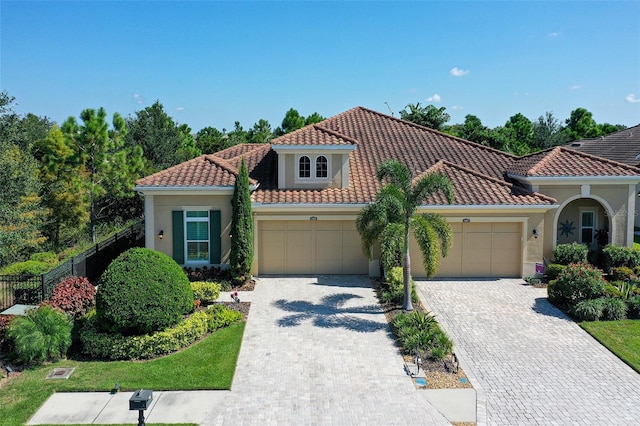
[46,368,75,379]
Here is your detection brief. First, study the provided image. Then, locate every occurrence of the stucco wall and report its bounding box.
[283,153,345,189]
[151,194,233,266]
[539,184,633,258]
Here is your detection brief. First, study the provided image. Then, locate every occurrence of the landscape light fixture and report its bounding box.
[158,230,164,239]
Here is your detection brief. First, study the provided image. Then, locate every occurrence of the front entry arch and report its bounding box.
[553,195,614,250]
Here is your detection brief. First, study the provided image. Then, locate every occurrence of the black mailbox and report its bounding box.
[129,389,153,411]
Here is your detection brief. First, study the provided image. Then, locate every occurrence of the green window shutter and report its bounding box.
[172,210,185,264]
[210,210,221,264]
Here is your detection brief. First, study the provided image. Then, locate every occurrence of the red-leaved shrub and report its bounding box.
[50,276,96,318]
[0,314,15,349]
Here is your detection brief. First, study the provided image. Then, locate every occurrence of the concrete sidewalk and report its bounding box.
[27,391,228,425]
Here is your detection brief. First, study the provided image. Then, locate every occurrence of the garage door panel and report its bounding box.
[258,220,368,275]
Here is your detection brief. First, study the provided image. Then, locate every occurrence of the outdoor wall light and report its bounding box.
[158,230,164,240]
[462,218,470,223]
[310,216,318,221]
[532,229,538,239]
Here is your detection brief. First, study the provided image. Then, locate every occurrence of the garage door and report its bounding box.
[258,220,369,275]
[411,222,522,278]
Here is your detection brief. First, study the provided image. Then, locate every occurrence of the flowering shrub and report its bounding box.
[50,276,96,319]
[0,314,15,350]
[547,263,606,309]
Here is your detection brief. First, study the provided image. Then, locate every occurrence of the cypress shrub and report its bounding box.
[96,248,193,335]
[229,158,254,284]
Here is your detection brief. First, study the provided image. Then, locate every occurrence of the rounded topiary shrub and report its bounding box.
[553,243,588,265]
[601,297,627,321]
[96,248,194,335]
[50,276,96,319]
[570,299,604,322]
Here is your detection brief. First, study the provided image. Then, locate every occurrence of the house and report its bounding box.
[566,124,640,227]
[135,107,640,278]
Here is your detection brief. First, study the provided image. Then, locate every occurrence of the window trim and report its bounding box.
[316,155,328,178]
[295,154,331,183]
[298,155,311,179]
[184,210,210,264]
[579,209,596,245]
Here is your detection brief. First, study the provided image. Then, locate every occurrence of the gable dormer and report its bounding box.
[271,125,357,190]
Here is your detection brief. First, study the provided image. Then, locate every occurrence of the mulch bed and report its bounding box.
[374,279,473,390]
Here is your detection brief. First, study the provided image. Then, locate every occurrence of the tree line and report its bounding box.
[399,102,626,155]
[0,90,628,268]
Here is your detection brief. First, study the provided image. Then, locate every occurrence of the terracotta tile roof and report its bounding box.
[136,154,257,188]
[567,124,640,166]
[421,161,556,205]
[271,124,357,146]
[507,146,640,177]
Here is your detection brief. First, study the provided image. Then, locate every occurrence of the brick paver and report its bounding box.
[202,276,449,426]
[416,279,640,426]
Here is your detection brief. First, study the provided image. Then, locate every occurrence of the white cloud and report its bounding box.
[176,106,185,111]
[569,84,582,90]
[450,67,469,77]
[133,93,143,104]
[451,105,463,111]
[625,94,640,103]
[426,94,441,102]
[547,32,561,38]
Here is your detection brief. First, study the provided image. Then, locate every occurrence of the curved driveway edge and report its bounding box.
[202,276,449,426]
[416,278,640,426]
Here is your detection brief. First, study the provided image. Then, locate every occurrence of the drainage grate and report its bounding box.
[46,368,75,379]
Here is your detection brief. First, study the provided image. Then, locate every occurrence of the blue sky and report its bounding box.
[2,1,639,133]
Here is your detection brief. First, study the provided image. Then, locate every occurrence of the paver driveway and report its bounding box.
[202,276,449,426]
[416,278,640,426]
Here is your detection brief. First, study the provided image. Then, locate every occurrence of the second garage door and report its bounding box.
[258,220,369,275]
[411,222,522,278]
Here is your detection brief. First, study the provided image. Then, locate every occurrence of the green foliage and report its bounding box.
[7,304,72,365]
[29,251,59,266]
[610,266,635,282]
[600,297,627,321]
[191,281,221,304]
[0,314,15,350]
[392,310,452,361]
[399,103,450,131]
[544,263,565,282]
[50,276,96,319]
[229,158,254,283]
[547,263,606,308]
[381,267,418,304]
[563,107,602,141]
[96,248,193,335]
[80,309,208,360]
[356,159,454,311]
[609,280,637,301]
[63,107,145,242]
[279,108,305,134]
[247,119,273,144]
[206,304,243,330]
[80,304,241,360]
[125,101,200,172]
[1,260,50,275]
[570,299,604,321]
[196,126,230,154]
[603,245,640,269]
[627,296,640,319]
[553,243,588,265]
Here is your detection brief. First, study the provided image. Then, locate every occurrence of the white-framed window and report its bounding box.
[185,211,209,263]
[297,154,331,181]
[316,155,328,178]
[580,209,595,244]
[299,156,311,178]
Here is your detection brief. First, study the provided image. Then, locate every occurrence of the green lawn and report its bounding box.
[0,322,244,426]
[580,320,640,373]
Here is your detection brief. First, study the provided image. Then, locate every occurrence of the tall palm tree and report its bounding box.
[357,160,454,311]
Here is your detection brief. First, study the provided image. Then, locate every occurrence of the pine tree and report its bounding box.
[230,158,254,283]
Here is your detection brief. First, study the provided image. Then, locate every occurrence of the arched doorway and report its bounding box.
[553,196,614,250]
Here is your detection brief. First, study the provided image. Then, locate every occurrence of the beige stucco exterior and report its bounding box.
[143,192,234,266]
[278,152,350,189]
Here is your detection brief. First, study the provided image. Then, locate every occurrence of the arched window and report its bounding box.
[316,155,328,178]
[299,156,311,178]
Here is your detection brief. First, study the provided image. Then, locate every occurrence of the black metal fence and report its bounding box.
[0,221,144,312]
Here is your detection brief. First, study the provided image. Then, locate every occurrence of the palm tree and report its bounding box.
[357,160,454,311]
